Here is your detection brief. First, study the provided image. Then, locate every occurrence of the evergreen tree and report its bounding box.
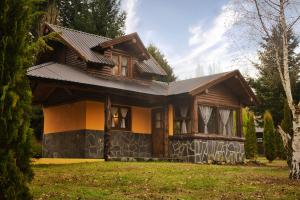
[58,0,126,38]
[147,44,176,83]
[249,26,300,126]
[280,99,293,167]
[244,112,257,159]
[263,111,276,162]
[0,0,39,198]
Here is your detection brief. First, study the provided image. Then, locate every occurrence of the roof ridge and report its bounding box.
[46,23,112,40]
[170,70,235,84]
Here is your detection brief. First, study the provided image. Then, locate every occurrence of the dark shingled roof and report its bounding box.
[135,56,167,76]
[46,23,114,66]
[28,62,168,96]
[27,62,258,106]
[45,23,167,76]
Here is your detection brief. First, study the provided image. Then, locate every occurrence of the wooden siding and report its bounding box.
[65,48,87,70]
[196,84,240,108]
[87,66,112,77]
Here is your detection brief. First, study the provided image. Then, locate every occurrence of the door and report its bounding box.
[152,108,165,157]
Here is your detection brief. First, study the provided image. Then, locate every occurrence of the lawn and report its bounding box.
[30,159,300,200]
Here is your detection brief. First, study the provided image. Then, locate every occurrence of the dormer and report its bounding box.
[39,23,167,81]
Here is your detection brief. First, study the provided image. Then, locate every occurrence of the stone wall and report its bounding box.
[110,131,152,158]
[43,130,104,158]
[169,134,245,164]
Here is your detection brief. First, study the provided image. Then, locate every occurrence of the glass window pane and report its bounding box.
[155,121,161,128]
[122,57,128,66]
[155,112,161,120]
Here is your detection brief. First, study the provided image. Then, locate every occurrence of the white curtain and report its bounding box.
[180,105,188,134]
[120,108,128,128]
[199,106,213,134]
[219,109,231,136]
[111,107,118,127]
[227,111,234,136]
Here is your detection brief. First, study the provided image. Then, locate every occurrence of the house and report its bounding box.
[27,23,258,163]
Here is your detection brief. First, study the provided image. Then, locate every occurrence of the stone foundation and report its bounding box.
[110,131,152,158]
[43,130,104,158]
[169,134,245,164]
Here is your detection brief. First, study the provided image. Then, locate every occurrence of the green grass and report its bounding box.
[30,159,300,200]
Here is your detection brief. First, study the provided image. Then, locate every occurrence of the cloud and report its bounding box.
[169,1,256,79]
[122,0,139,34]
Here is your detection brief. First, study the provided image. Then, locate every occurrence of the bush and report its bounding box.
[244,112,257,159]
[263,111,276,162]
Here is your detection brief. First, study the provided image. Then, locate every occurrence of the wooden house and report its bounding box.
[28,23,258,163]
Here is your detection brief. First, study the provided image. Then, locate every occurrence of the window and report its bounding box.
[112,55,119,75]
[198,105,238,136]
[111,54,130,77]
[257,138,263,143]
[121,56,129,76]
[154,111,163,128]
[111,106,131,130]
[174,105,191,134]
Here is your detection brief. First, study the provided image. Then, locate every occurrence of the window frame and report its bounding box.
[197,103,239,137]
[111,105,131,131]
[173,105,191,134]
[111,52,131,77]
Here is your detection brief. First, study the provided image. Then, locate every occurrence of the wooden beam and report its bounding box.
[104,95,112,161]
[163,105,169,157]
[192,96,198,134]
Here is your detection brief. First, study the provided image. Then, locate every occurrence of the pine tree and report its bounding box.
[58,0,126,38]
[249,26,300,126]
[263,111,276,162]
[147,44,176,83]
[280,99,293,167]
[0,0,39,199]
[244,112,257,159]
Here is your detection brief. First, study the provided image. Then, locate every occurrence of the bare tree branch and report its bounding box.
[253,0,271,38]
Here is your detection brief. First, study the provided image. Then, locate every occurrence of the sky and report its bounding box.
[121,0,260,80]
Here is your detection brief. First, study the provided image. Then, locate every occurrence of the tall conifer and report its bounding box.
[245,112,257,159]
[0,0,37,199]
[263,111,276,162]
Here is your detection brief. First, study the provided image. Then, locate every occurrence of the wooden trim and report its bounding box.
[196,97,241,109]
[169,133,245,142]
[192,96,198,133]
[163,105,169,157]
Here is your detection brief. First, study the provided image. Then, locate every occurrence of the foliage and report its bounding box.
[280,99,293,167]
[30,161,300,199]
[31,135,42,158]
[0,0,42,198]
[147,44,176,82]
[245,112,258,159]
[58,0,126,38]
[248,26,300,126]
[263,111,276,162]
[242,108,250,136]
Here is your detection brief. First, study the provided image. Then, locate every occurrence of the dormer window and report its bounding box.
[112,53,130,77]
[121,57,128,76]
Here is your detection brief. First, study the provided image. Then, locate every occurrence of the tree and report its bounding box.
[263,111,276,162]
[281,99,293,166]
[240,0,300,179]
[147,44,176,82]
[245,112,258,159]
[248,27,300,126]
[0,0,39,198]
[58,0,126,38]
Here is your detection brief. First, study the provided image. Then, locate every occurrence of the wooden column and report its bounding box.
[192,96,199,134]
[163,105,169,157]
[104,95,112,161]
[237,107,243,137]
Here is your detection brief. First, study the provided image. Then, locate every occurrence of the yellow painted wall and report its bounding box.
[44,101,152,134]
[43,101,86,134]
[86,101,104,131]
[131,106,151,134]
[168,104,173,135]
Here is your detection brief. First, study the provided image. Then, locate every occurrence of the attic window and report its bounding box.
[111,53,130,77]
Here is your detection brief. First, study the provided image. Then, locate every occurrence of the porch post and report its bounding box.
[163,104,169,157]
[104,95,112,161]
[237,107,243,137]
[192,96,198,134]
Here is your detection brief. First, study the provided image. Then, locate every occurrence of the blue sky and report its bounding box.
[121,0,258,79]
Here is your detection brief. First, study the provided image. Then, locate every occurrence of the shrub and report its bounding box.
[263,111,276,162]
[244,112,257,159]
